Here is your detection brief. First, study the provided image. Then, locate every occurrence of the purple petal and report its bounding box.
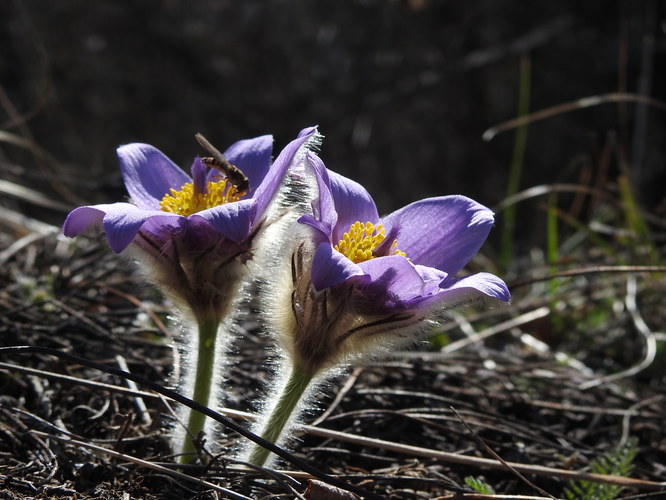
[381,195,495,276]
[414,264,450,292]
[118,144,191,210]
[191,157,208,194]
[101,204,181,253]
[326,170,379,243]
[298,214,332,241]
[423,272,511,308]
[298,153,338,238]
[252,126,318,219]
[357,256,426,299]
[63,202,181,253]
[356,256,451,308]
[192,199,255,243]
[310,242,367,291]
[63,204,116,237]
[221,135,273,190]
[298,154,378,244]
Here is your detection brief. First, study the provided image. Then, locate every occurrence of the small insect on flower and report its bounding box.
[195,132,250,194]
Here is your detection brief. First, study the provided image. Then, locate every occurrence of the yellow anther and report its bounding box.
[334,221,406,263]
[159,179,245,216]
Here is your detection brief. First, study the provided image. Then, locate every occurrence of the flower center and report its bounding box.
[334,221,406,264]
[159,178,244,216]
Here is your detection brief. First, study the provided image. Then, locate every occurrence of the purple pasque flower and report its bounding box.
[271,152,509,375]
[63,127,317,321]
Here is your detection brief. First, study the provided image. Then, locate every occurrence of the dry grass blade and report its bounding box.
[482,92,666,141]
[0,130,56,160]
[508,265,666,290]
[440,307,550,355]
[0,230,57,266]
[91,281,172,337]
[115,355,152,426]
[0,178,72,212]
[0,205,59,235]
[311,366,364,426]
[300,426,666,492]
[491,183,613,213]
[450,406,555,499]
[0,361,161,400]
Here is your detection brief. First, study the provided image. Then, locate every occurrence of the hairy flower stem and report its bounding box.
[179,318,219,464]
[248,364,314,466]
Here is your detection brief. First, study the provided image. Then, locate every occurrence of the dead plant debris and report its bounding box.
[1,233,664,499]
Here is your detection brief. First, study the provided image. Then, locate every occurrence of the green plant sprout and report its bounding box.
[564,438,638,500]
[464,476,495,495]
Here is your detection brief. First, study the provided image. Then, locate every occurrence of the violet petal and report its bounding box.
[326,169,379,243]
[438,272,511,302]
[191,157,208,194]
[381,195,495,276]
[310,242,367,291]
[117,143,191,211]
[299,153,338,236]
[298,214,333,241]
[252,127,317,217]
[100,204,181,253]
[63,204,114,237]
[357,255,438,303]
[192,199,255,243]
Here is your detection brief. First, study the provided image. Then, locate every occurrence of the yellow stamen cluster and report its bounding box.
[334,221,406,264]
[160,179,245,216]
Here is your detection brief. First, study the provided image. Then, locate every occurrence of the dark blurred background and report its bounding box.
[1,0,665,254]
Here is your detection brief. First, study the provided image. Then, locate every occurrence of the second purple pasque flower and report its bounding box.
[275,152,511,375]
[246,151,510,466]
